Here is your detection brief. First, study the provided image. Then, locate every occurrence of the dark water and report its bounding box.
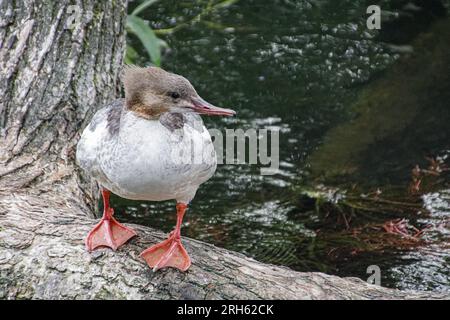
[117,0,450,291]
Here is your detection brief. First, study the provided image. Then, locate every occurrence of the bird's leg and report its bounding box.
[140,202,191,272]
[85,189,137,252]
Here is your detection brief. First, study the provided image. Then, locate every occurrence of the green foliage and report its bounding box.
[126,15,161,66]
[131,0,160,17]
[126,0,162,66]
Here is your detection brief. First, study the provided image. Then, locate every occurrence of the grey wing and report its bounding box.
[159,112,185,131]
[76,99,124,179]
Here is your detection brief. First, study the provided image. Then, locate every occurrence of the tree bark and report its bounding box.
[0,0,447,300]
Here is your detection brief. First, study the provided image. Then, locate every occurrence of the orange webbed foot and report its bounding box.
[85,208,137,251]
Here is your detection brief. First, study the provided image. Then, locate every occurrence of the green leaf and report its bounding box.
[131,0,160,16]
[125,45,139,65]
[126,15,161,66]
[214,0,239,9]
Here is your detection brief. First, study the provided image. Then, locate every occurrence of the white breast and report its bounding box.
[77,108,217,203]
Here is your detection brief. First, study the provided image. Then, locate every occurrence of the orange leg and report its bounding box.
[85,189,137,252]
[140,203,191,272]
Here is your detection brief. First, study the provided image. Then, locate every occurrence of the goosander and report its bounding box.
[76,66,235,272]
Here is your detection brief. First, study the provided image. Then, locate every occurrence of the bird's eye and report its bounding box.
[168,92,180,99]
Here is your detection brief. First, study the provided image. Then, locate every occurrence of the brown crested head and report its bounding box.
[122,65,236,119]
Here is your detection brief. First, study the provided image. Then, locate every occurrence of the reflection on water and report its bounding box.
[116,0,450,291]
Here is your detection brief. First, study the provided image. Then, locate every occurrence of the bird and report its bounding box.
[76,66,235,272]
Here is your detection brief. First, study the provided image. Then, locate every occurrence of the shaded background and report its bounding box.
[116,0,450,291]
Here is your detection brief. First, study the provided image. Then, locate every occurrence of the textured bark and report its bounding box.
[0,1,448,300]
[0,0,126,213]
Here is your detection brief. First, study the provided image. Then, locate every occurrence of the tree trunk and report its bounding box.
[0,0,447,300]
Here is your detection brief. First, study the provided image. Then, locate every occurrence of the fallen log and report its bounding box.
[0,0,447,300]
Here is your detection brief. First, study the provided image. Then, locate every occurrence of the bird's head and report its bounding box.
[122,66,236,119]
